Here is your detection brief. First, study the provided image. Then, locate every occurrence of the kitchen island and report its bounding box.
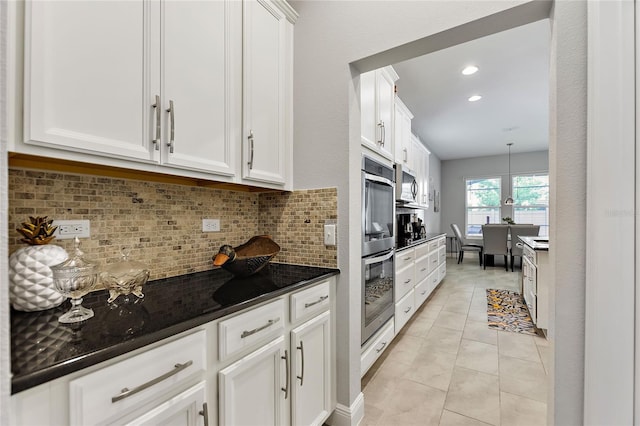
[519,236,550,333]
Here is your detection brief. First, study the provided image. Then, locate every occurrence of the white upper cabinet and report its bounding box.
[412,135,430,208]
[242,0,295,187]
[161,0,241,176]
[360,66,398,161]
[14,0,295,190]
[394,97,414,172]
[24,1,155,162]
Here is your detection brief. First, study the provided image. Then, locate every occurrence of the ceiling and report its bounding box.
[392,19,551,161]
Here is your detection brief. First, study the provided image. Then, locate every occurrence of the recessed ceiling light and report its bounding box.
[468,95,482,102]
[462,65,479,75]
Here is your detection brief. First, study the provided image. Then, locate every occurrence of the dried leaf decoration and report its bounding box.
[16,216,58,245]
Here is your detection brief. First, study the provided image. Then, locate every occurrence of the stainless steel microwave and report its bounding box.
[395,164,418,205]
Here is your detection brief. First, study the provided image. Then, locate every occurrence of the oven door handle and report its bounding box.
[364,250,394,265]
[363,172,394,188]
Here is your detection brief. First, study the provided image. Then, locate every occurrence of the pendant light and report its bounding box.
[504,142,514,205]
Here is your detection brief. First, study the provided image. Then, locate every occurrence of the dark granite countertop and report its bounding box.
[396,232,446,251]
[10,263,339,394]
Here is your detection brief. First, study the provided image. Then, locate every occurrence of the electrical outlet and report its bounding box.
[202,219,220,232]
[52,220,91,239]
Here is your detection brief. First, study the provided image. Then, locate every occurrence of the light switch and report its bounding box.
[324,223,336,246]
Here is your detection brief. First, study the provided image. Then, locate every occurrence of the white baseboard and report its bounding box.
[327,392,364,426]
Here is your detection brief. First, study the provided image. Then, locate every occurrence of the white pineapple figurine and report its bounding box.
[9,216,68,311]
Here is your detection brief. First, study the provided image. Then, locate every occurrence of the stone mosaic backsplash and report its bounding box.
[8,168,338,280]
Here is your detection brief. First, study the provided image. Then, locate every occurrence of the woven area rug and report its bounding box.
[486,289,540,336]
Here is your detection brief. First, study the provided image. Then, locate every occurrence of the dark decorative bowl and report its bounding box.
[215,236,281,278]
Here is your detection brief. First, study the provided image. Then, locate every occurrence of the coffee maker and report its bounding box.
[397,213,414,247]
[396,208,426,248]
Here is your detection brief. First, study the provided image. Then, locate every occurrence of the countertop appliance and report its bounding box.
[395,163,418,206]
[396,208,426,249]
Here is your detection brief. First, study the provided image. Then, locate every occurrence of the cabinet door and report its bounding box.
[124,382,207,426]
[219,336,287,426]
[376,69,395,160]
[360,70,377,149]
[162,0,240,176]
[291,311,331,426]
[243,0,289,185]
[24,0,157,162]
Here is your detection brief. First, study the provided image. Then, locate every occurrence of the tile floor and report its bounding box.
[361,255,549,426]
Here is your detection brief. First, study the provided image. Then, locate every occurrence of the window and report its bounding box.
[512,174,549,236]
[465,177,501,236]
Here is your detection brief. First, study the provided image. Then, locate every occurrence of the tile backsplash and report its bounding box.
[8,169,337,280]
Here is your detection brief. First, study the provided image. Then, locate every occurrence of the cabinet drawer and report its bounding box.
[219,299,285,361]
[414,242,430,260]
[439,263,446,283]
[394,289,415,334]
[438,246,446,264]
[290,280,330,323]
[395,263,414,300]
[415,255,430,283]
[428,240,439,253]
[428,252,439,274]
[414,276,430,308]
[395,248,415,271]
[69,330,206,426]
[361,320,394,377]
[438,236,446,247]
[427,269,440,293]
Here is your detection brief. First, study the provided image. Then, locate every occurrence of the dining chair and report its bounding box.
[509,224,540,271]
[450,224,483,266]
[481,224,509,271]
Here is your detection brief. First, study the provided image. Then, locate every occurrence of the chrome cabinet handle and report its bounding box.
[166,100,175,153]
[381,121,386,146]
[421,290,427,295]
[111,360,193,403]
[404,306,412,314]
[304,295,328,308]
[375,341,387,353]
[296,341,304,386]
[281,349,289,399]
[248,130,254,169]
[152,95,161,150]
[420,267,427,272]
[403,147,407,162]
[240,317,280,339]
[199,402,209,426]
[403,256,412,261]
[404,279,411,284]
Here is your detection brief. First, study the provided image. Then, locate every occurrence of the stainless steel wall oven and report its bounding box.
[361,155,395,344]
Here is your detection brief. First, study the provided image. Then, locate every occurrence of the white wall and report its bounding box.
[441,150,549,236]
[290,1,577,423]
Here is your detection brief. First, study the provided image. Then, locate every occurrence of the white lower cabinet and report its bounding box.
[124,381,207,426]
[361,319,394,377]
[394,289,415,334]
[219,336,288,426]
[291,311,332,426]
[10,277,336,426]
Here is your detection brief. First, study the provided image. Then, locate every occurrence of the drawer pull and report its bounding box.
[404,306,412,314]
[420,268,426,272]
[241,317,280,338]
[403,256,412,261]
[199,402,209,426]
[296,340,305,386]
[375,341,387,353]
[281,349,289,399]
[304,295,329,308]
[111,360,193,403]
[404,279,411,284]
[421,290,427,295]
